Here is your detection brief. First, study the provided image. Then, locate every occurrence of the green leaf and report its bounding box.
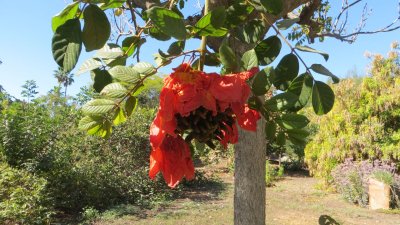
[310,64,340,84]
[236,20,266,44]
[167,41,185,56]
[78,115,102,131]
[274,54,299,90]
[125,96,137,117]
[295,45,329,61]
[122,36,140,57]
[255,36,281,66]
[252,67,273,96]
[219,39,239,73]
[77,58,103,75]
[109,66,140,84]
[312,81,335,115]
[133,62,156,75]
[113,107,126,125]
[286,129,309,145]
[92,69,113,92]
[99,0,126,10]
[51,18,82,74]
[276,131,286,146]
[147,27,171,41]
[82,4,111,51]
[95,43,124,59]
[242,49,258,71]
[278,114,310,129]
[260,0,283,15]
[51,2,80,32]
[264,92,299,111]
[288,73,314,111]
[87,119,112,138]
[147,7,186,40]
[276,18,300,30]
[100,83,127,98]
[194,7,228,37]
[82,99,115,115]
[265,121,277,141]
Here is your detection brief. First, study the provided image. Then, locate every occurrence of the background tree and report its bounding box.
[53,67,74,97]
[21,80,38,103]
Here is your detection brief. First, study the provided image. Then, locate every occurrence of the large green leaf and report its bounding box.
[99,0,126,10]
[87,119,112,138]
[167,41,185,56]
[109,66,140,84]
[82,99,115,115]
[78,115,102,131]
[122,36,140,57]
[287,73,313,111]
[77,58,103,75]
[278,113,310,129]
[259,0,283,15]
[312,81,335,115]
[100,83,127,98]
[82,4,111,51]
[125,96,138,117]
[286,128,309,145]
[147,7,186,40]
[255,36,281,66]
[51,2,80,32]
[276,18,300,30]
[241,49,258,71]
[310,64,340,84]
[264,92,298,111]
[113,107,126,125]
[92,69,113,92]
[252,67,273,96]
[51,18,82,74]
[219,39,239,73]
[133,62,156,76]
[265,121,277,141]
[295,45,329,61]
[194,7,228,37]
[95,43,124,59]
[273,54,299,90]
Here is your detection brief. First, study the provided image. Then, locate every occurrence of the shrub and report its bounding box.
[265,160,284,187]
[0,163,54,224]
[332,159,400,207]
[305,47,400,185]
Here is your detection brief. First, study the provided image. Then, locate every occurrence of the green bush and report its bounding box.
[0,163,54,224]
[305,47,400,185]
[0,94,179,220]
[265,160,284,187]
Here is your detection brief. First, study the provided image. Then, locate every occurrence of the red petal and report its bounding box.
[149,135,195,188]
[232,103,260,131]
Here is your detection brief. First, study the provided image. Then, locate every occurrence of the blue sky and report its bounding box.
[0,0,399,99]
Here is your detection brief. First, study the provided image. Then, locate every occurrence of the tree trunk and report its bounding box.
[234,120,266,225]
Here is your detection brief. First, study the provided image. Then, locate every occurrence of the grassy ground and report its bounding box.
[94,162,400,225]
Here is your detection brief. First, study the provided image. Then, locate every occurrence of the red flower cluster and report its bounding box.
[149,64,260,187]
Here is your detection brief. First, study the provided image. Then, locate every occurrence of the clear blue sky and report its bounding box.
[0,0,399,99]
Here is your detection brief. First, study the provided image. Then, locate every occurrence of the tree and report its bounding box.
[50,1,400,224]
[53,67,74,97]
[21,80,38,103]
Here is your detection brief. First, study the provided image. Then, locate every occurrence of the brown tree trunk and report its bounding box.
[234,120,266,225]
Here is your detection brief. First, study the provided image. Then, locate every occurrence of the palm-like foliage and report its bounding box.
[53,67,74,97]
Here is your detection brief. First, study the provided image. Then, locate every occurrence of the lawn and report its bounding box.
[94,162,400,225]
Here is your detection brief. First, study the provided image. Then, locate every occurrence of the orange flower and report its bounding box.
[149,64,260,188]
